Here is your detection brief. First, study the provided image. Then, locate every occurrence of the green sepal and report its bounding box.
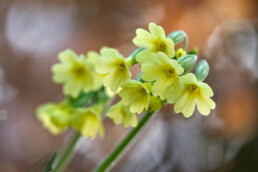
[187,47,198,55]
[195,60,209,81]
[67,91,94,108]
[168,30,188,50]
[177,54,197,74]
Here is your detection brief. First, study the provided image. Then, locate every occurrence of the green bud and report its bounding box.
[195,60,209,81]
[177,55,197,74]
[168,31,187,44]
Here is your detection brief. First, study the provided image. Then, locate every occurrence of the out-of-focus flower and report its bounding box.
[133,22,175,63]
[141,52,184,99]
[96,48,131,92]
[173,73,216,118]
[107,102,138,128]
[175,48,187,59]
[70,104,104,139]
[119,80,151,114]
[52,49,94,98]
[86,51,105,91]
[36,102,72,135]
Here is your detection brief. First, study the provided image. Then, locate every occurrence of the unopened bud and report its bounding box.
[168,31,187,44]
[177,55,197,74]
[195,60,209,81]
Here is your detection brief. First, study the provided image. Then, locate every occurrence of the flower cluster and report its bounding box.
[36,22,215,139]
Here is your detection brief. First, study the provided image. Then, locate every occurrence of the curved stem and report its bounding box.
[183,35,188,51]
[52,131,81,172]
[93,111,155,172]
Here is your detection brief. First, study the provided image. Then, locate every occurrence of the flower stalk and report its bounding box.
[93,111,155,172]
[52,131,81,172]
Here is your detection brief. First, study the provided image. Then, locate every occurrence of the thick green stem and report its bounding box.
[93,111,155,172]
[52,131,81,172]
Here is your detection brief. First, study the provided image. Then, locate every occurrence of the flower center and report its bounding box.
[188,84,199,93]
[155,41,167,53]
[118,61,127,71]
[165,66,176,78]
[71,64,87,78]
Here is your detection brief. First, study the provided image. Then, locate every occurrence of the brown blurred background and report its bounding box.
[0,0,257,171]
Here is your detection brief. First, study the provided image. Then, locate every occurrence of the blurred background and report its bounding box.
[0,0,257,171]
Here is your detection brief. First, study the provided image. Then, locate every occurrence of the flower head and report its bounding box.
[52,49,94,98]
[36,102,72,135]
[96,48,131,92]
[119,80,151,114]
[133,22,175,63]
[107,102,138,128]
[173,73,216,118]
[70,104,104,139]
[141,52,184,99]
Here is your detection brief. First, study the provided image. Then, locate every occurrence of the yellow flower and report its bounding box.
[133,22,175,63]
[87,51,105,91]
[119,80,151,114]
[96,48,131,92]
[70,104,104,139]
[107,102,138,128]
[173,73,216,118]
[36,102,72,135]
[141,52,184,99]
[52,49,94,98]
[175,48,187,59]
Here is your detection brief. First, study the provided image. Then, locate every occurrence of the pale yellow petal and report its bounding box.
[123,113,138,128]
[170,59,184,75]
[104,69,130,92]
[58,49,77,64]
[135,49,153,64]
[166,38,175,58]
[133,28,154,48]
[95,57,116,74]
[174,93,189,113]
[149,23,166,39]
[100,48,122,60]
[141,65,163,81]
[52,64,71,82]
[181,73,197,84]
[198,82,214,97]
[63,79,81,97]
[182,98,196,118]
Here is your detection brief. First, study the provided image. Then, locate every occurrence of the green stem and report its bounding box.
[93,111,155,172]
[52,131,81,172]
[183,35,188,51]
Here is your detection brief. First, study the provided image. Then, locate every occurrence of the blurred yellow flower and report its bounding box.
[175,48,187,59]
[141,52,184,99]
[107,102,138,128]
[173,73,216,118]
[133,22,175,63]
[96,48,131,92]
[87,51,105,91]
[70,104,104,139]
[36,102,72,135]
[52,49,94,98]
[119,80,151,114]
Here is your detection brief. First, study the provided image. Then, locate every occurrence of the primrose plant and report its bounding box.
[37,23,216,172]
